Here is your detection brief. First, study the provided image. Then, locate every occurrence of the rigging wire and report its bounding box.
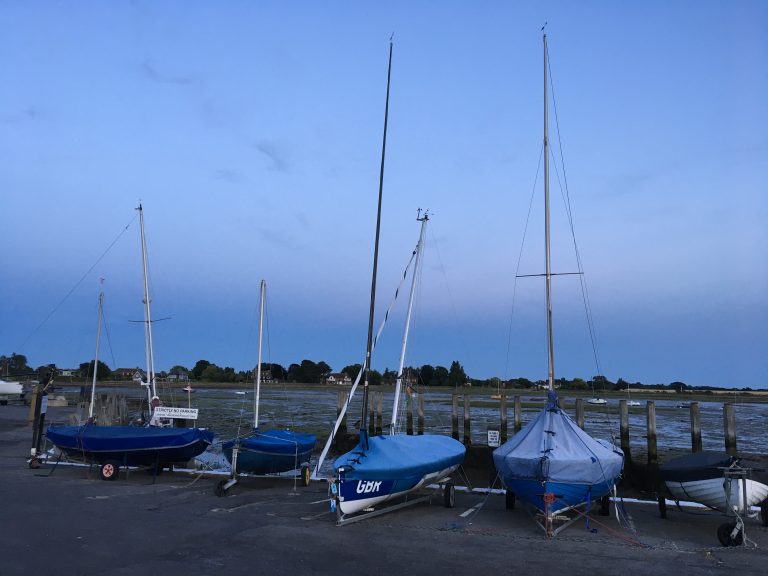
[546,43,603,385]
[16,214,138,352]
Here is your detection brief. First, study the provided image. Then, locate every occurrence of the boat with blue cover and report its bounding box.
[218,279,316,492]
[493,391,623,514]
[331,41,465,522]
[492,33,623,534]
[46,205,214,480]
[46,425,213,468]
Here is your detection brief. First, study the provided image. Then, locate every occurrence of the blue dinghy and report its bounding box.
[335,431,466,516]
[223,428,316,475]
[493,391,623,514]
[46,424,214,468]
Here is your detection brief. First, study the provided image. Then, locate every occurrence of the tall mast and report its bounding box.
[360,39,394,446]
[391,210,428,433]
[544,33,555,392]
[254,279,266,429]
[88,289,104,419]
[137,204,157,409]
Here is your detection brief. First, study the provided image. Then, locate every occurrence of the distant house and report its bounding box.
[326,373,352,385]
[58,368,80,378]
[114,368,147,382]
[168,373,189,382]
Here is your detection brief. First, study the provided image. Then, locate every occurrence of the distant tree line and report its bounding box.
[2,351,761,392]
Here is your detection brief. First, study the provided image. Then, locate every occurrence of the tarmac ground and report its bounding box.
[1,404,766,576]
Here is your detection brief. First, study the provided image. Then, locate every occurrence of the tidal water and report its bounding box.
[54,386,767,476]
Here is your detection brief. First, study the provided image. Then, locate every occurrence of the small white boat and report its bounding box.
[182,385,195,393]
[627,400,641,407]
[0,380,23,395]
[661,452,768,512]
[587,397,607,405]
[234,390,247,395]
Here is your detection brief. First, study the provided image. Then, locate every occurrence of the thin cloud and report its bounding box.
[257,227,303,251]
[142,60,193,86]
[0,106,38,124]
[253,140,289,172]
[213,169,245,184]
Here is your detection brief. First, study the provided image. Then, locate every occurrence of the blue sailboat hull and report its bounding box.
[223,428,316,475]
[46,424,214,466]
[500,477,618,513]
[334,433,466,515]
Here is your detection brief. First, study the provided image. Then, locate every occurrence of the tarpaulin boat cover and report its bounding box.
[334,433,465,480]
[493,392,623,486]
[223,428,316,456]
[660,451,736,483]
[46,424,213,453]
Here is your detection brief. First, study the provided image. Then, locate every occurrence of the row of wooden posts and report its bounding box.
[336,391,741,465]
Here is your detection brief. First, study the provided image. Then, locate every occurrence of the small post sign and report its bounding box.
[153,406,198,420]
[487,428,500,448]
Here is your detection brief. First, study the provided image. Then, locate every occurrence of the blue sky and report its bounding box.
[1,1,766,388]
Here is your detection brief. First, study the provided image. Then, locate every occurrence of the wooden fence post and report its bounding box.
[500,394,508,442]
[514,395,521,433]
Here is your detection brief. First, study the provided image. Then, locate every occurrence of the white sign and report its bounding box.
[153,406,198,420]
[41,395,49,414]
[487,429,500,448]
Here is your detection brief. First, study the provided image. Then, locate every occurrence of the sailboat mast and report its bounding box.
[138,204,157,405]
[391,210,428,433]
[543,33,555,392]
[360,40,394,442]
[88,290,104,419]
[254,279,266,429]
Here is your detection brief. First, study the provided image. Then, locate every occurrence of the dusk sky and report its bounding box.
[1,1,766,388]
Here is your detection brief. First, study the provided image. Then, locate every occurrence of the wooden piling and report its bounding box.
[368,395,375,435]
[375,392,383,435]
[406,394,414,435]
[619,399,632,473]
[463,395,471,446]
[514,395,521,433]
[500,394,508,443]
[690,402,702,453]
[557,396,565,410]
[575,398,585,429]
[451,393,459,440]
[724,402,737,456]
[417,393,424,435]
[646,401,658,467]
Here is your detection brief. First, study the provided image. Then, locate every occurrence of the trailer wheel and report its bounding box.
[100,461,119,481]
[443,483,455,508]
[717,522,743,547]
[301,465,311,487]
[505,490,516,510]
